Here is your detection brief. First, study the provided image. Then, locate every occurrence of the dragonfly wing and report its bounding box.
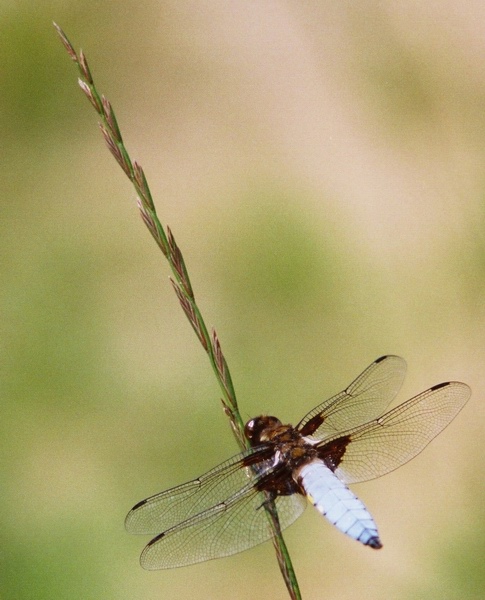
[317,381,471,484]
[125,446,274,535]
[139,484,307,569]
[298,355,407,440]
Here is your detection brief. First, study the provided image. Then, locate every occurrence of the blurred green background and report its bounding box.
[2,2,485,599]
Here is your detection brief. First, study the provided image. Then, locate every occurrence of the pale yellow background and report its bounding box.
[2,2,484,599]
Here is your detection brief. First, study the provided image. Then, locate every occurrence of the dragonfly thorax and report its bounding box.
[245,416,319,470]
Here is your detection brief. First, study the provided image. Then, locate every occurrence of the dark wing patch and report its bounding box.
[317,435,351,471]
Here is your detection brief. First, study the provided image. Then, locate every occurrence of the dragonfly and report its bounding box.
[125,355,470,569]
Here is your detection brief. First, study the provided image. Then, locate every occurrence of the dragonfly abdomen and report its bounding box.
[297,460,382,549]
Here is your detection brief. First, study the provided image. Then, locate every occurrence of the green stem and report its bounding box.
[54,22,302,599]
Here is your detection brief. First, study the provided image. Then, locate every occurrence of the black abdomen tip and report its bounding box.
[368,536,383,549]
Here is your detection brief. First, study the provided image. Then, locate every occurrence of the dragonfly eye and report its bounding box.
[244,418,259,444]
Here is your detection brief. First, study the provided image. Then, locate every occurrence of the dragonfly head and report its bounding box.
[245,415,283,446]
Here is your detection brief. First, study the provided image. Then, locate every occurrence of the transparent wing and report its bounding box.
[139,486,307,569]
[125,446,274,535]
[297,355,407,440]
[320,381,471,484]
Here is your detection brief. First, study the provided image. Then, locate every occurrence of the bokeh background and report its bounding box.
[2,2,485,599]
